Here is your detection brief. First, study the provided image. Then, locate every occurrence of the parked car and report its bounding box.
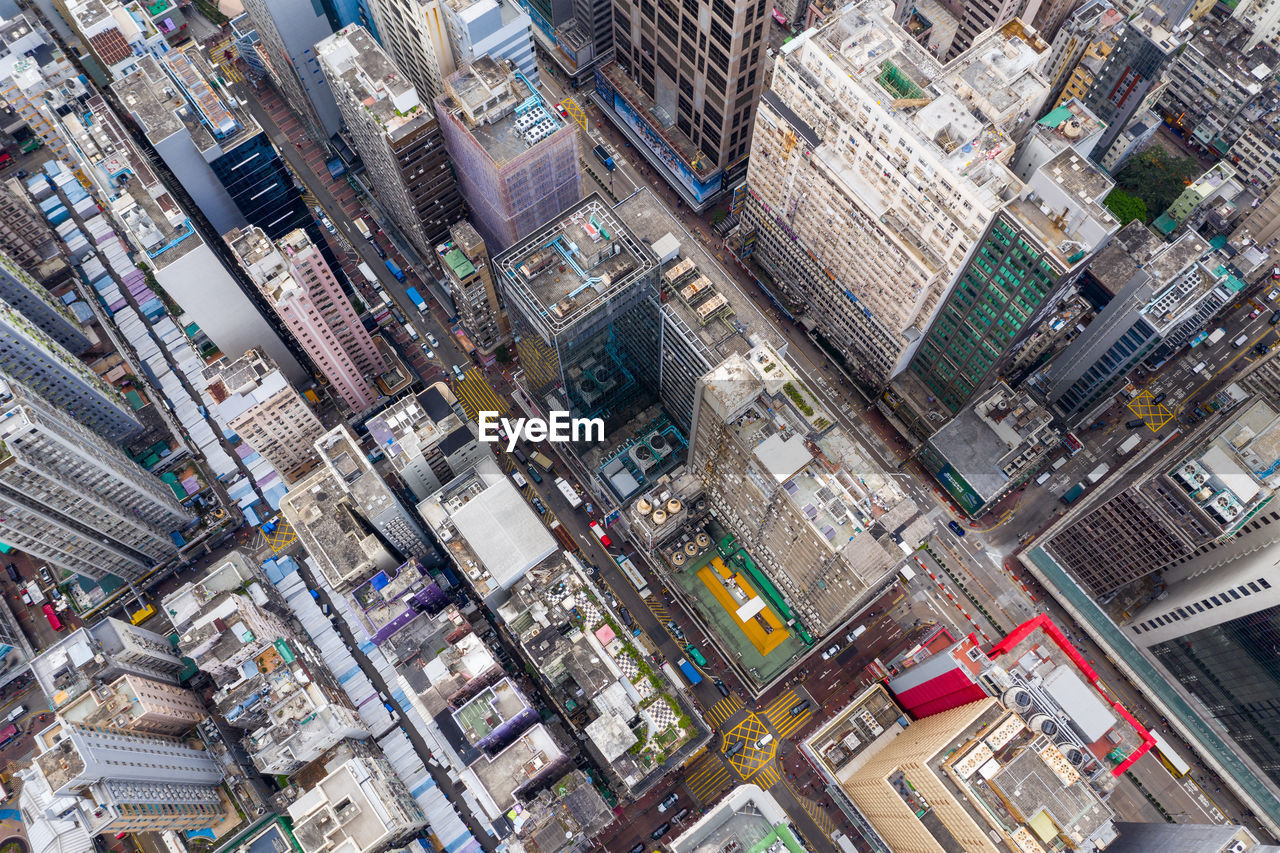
[666,620,685,640]
[617,606,634,627]
[821,644,840,660]
[672,808,690,822]
[526,465,543,484]
[37,566,52,586]
[20,590,31,605]
[4,564,18,583]
[948,520,966,537]
[650,823,671,840]
[531,497,547,515]
[714,679,730,697]
[426,332,439,347]
[658,793,679,812]
[1151,392,1166,405]
[1269,288,1280,301]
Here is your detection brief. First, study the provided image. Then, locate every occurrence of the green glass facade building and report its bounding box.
[910,212,1067,414]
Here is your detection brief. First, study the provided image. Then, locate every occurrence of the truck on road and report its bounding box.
[1086,463,1110,484]
[353,217,373,241]
[385,258,405,282]
[1118,434,1142,455]
[592,144,615,171]
[548,520,577,552]
[555,477,583,508]
[358,262,378,285]
[1061,483,1086,504]
[529,451,554,472]
[405,286,427,312]
[1206,327,1227,346]
[676,658,703,686]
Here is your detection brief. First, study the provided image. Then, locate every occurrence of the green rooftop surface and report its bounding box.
[444,248,476,279]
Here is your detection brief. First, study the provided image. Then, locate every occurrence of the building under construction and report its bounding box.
[434,56,581,252]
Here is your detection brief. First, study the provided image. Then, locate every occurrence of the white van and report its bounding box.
[1035,471,1052,485]
[1052,457,1068,470]
[755,733,773,750]
[6,704,25,723]
[1233,333,1249,348]
[1193,361,1208,374]
[511,470,528,488]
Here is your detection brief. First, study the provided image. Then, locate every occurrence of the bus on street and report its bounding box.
[616,555,651,598]
[1150,730,1191,778]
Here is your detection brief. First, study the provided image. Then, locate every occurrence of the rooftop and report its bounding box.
[453,678,532,746]
[495,194,657,336]
[467,723,565,810]
[288,754,421,853]
[437,57,566,165]
[364,383,462,466]
[669,784,809,853]
[317,24,428,143]
[418,457,557,599]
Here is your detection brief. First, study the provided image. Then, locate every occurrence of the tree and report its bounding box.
[1103,188,1148,225]
[1113,147,1200,218]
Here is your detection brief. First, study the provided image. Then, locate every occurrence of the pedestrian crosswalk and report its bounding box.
[752,763,780,789]
[784,778,837,839]
[217,61,244,83]
[453,367,507,421]
[685,752,732,804]
[762,689,812,738]
[705,695,743,727]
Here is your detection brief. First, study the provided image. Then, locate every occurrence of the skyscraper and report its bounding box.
[240,0,342,139]
[228,226,387,414]
[741,8,1069,390]
[598,0,768,209]
[113,49,311,240]
[1078,5,1181,167]
[30,720,223,836]
[0,250,88,354]
[318,24,463,258]
[204,347,326,482]
[493,193,662,437]
[436,221,507,357]
[435,57,581,252]
[368,0,455,102]
[441,0,537,80]
[0,376,192,580]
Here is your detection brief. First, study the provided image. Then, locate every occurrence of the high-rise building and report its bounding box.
[509,0,605,84]
[441,0,537,80]
[240,0,341,139]
[228,226,386,413]
[1109,823,1263,853]
[0,376,191,580]
[365,381,493,500]
[280,425,431,590]
[494,193,662,437]
[688,344,906,637]
[30,720,223,836]
[54,93,307,382]
[1037,225,1234,419]
[598,0,768,210]
[368,0,455,102]
[0,12,84,162]
[435,57,580,252]
[1079,5,1181,167]
[0,179,63,281]
[1044,394,1280,597]
[0,250,88,354]
[318,25,464,258]
[113,49,311,240]
[892,0,1037,60]
[1158,19,1276,158]
[59,674,206,736]
[1040,0,1122,110]
[287,751,428,853]
[1225,85,1280,192]
[436,221,507,356]
[906,141,1117,415]
[55,0,187,82]
[739,8,1048,387]
[1235,0,1280,51]
[204,347,326,482]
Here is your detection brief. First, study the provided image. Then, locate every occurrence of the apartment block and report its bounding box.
[0,12,83,161]
[0,179,63,281]
[435,57,581,252]
[599,0,768,210]
[240,0,342,138]
[436,222,507,356]
[1235,0,1280,51]
[918,381,1059,517]
[56,93,306,382]
[1038,224,1226,419]
[0,250,88,354]
[442,0,537,80]
[281,425,431,591]
[30,720,223,836]
[31,619,186,713]
[1226,87,1280,191]
[494,194,662,437]
[893,0,1037,61]
[114,49,310,240]
[1079,5,1181,167]
[1159,19,1276,157]
[1045,393,1280,596]
[228,226,386,413]
[1040,0,1122,110]
[365,382,492,500]
[54,0,185,82]
[369,0,455,103]
[60,674,205,736]
[741,8,1048,387]
[688,344,909,637]
[204,347,325,482]
[287,749,428,853]
[318,25,463,258]
[0,376,190,580]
